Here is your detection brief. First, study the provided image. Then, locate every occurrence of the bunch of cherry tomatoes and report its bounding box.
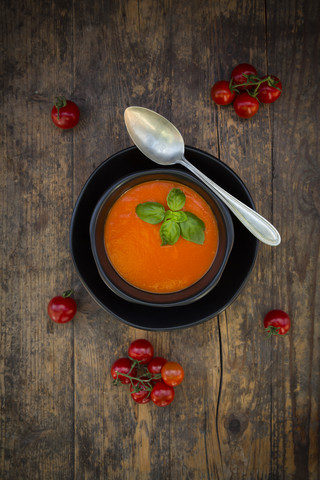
[211,63,282,119]
[111,339,184,407]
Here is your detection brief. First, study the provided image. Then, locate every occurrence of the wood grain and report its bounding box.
[1,0,319,479]
[1,1,75,479]
[266,1,320,478]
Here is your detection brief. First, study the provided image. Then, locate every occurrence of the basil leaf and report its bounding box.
[160,220,180,245]
[136,202,166,224]
[180,212,205,244]
[164,210,188,223]
[166,188,186,211]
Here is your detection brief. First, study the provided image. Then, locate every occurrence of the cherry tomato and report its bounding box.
[233,93,259,118]
[264,309,291,336]
[47,290,77,323]
[211,81,236,105]
[231,63,258,90]
[130,379,152,404]
[161,361,184,387]
[151,381,175,407]
[51,96,80,129]
[147,357,167,377]
[257,75,282,103]
[111,357,137,384]
[128,339,154,365]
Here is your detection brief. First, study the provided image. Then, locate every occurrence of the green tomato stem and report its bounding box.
[230,75,276,98]
[114,369,162,392]
[265,325,281,337]
[62,289,73,298]
[54,96,67,120]
[115,371,161,383]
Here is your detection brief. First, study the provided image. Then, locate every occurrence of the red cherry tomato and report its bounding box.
[147,357,167,377]
[51,96,80,129]
[47,290,77,323]
[233,93,259,118]
[161,361,184,387]
[128,339,154,365]
[130,379,152,404]
[231,63,258,90]
[111,357,137,384]
[264,310,291,336]
[211,81,236,105]
[257,75,282,103]
[151,381,175,407]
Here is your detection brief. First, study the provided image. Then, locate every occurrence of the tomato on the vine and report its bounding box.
[47,290,77,323]
[151,381,175,407]
[161,361,184,387]
[264,309,291,336]
[51,96,80,129]
[233,93,259,118]
[128,339,154,365]
[130,379,152,404]
[211,64,282,120]
[111,358,137,384]
[211,81,236,105]
[231,63,258,90]
[111,341,184,407]
[147,357,167,377]
[257,75,282,103]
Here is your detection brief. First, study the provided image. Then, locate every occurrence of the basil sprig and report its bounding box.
[136,188,206,246]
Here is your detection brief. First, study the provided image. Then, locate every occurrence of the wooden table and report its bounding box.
[1,1,319,479]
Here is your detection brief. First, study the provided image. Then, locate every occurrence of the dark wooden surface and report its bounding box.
[1,1,319,479]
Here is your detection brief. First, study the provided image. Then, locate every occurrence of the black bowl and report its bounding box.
[70,146,259,330]
[89,169,234,307]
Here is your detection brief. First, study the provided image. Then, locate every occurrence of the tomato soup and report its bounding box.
[104,180,219,293]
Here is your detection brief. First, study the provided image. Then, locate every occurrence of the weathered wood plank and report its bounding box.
[266,1,320,478]
[1,1,75,478]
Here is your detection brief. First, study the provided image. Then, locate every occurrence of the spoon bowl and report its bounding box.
[124,106,281,246]
[124,106,184,165]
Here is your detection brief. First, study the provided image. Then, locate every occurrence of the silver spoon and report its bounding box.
[124,106,281,246]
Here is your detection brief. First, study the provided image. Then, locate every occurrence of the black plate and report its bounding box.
[70,146,259,330]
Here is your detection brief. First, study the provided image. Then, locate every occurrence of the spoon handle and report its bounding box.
[180,156,281,246]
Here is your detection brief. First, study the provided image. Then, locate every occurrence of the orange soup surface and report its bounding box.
[104,180,219,293]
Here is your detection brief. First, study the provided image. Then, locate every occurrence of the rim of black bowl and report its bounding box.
[89,169,234,307]
[69,145,259,330]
